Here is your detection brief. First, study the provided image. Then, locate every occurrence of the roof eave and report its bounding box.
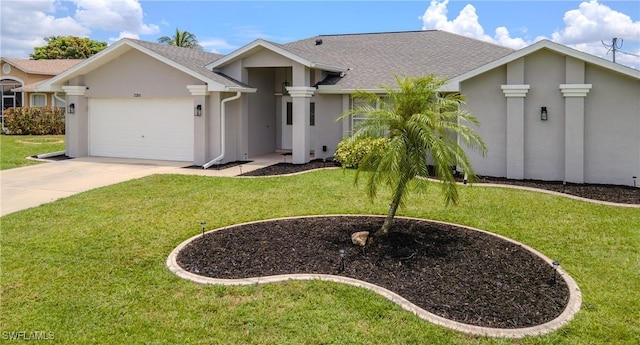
[208,39,347,72]
[450,40,640,85]
[37,39,234,92]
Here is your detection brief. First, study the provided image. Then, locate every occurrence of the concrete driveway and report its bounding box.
[0,157,192,217]
[1,154,284,217]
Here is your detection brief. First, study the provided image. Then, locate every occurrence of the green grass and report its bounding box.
[1,170,638,344]
[0,135,65,170]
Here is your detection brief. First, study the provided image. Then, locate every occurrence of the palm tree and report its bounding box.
[340,75,487,239]
[157,28,203,50]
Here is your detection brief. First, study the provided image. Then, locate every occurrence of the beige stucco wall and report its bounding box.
[84,49,201,98]
[461,67,508,178]
[461,48,640,186]
[312,94,345,159]
[584,65,640,186]
[522,50,566,181]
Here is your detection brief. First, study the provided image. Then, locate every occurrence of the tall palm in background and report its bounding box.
[157,28,203,50]
[340,75,487,238]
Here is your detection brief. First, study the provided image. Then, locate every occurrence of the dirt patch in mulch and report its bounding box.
[241,162,639,205]
[177,216,569,329]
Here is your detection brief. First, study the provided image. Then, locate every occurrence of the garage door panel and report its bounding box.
[89,98,194,161]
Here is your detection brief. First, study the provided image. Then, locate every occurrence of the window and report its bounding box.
[350,96,393,131]
[310,102,315,126]
[286,102,292,125]
[286,102,315,126]
[1,79,22,110]
[1,78,22,129]
[350,97,375,131]
[31,94,46,106]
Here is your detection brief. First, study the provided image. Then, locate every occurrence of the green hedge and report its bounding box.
[334,137,390,168]
[3,106,65,135]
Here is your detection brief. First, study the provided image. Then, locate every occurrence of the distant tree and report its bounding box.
[339,75,487,239]
[30,36,107,60]
[157,28,203,50]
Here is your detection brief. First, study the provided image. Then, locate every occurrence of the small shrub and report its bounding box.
[334,137,390,168]
[3,106,65,135]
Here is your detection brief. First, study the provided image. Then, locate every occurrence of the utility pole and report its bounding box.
[602,37,623,63]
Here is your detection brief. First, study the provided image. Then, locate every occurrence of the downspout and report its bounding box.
[203,91,242,169]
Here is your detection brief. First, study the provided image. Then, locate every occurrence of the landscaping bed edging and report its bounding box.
[166,215,582,338]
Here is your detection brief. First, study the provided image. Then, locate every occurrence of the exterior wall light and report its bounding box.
[541,106,548,121]
[194,104,202,116]
[68,103,75,114]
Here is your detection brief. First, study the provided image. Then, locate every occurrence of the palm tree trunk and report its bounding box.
[375,180,406,238]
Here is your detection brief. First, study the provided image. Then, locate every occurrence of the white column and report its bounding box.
[187,85,209,165]
[560,84,592,184]
[286,86,315,164]
[62,85,88,157]
[501,85,530,180]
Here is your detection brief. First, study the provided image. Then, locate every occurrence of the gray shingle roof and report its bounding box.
[127,39,248,89]
[282,30,515,90]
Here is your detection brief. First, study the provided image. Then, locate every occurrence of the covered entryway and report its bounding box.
[89,98,194,161]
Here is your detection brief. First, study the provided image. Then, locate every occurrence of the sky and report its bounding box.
[1,0,639,69]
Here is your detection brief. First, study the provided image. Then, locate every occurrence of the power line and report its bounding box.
[601,37,624,62]
[617,50,640,58]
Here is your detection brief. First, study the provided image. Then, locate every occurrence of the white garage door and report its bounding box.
[89,98,194,161]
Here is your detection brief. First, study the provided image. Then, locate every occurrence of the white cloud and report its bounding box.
[72,0,159,36]
[551,0,640,45]
[0,0,158,58]
[199,38,239,54]
[420,0,492,43]
[1,0,89,57]
[420,0,640,69]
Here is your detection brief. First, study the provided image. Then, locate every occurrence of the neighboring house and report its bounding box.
[1,57,83,127]
[37,30,640,186]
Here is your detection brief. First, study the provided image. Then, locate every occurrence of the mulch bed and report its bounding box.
[177,216,569,329]
[241,161,639,205]
[183,161,252,170]
[240,159,341,176]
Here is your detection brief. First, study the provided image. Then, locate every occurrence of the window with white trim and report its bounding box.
[350,96,393,131]
[31,93,46,107]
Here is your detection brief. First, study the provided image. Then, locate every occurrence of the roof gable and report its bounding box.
[448,40,640,89]
[205,39,346,72]
[37,39,252,92]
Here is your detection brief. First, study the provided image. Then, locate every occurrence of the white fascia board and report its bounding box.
[207,39,314,69]
[310,62,347,73]
[37,39,230,92]
[207,39,347,72]
[450,40,639,85]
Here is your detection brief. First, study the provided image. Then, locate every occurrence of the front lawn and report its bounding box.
[1,170,638,344]
[0,135,65,170]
